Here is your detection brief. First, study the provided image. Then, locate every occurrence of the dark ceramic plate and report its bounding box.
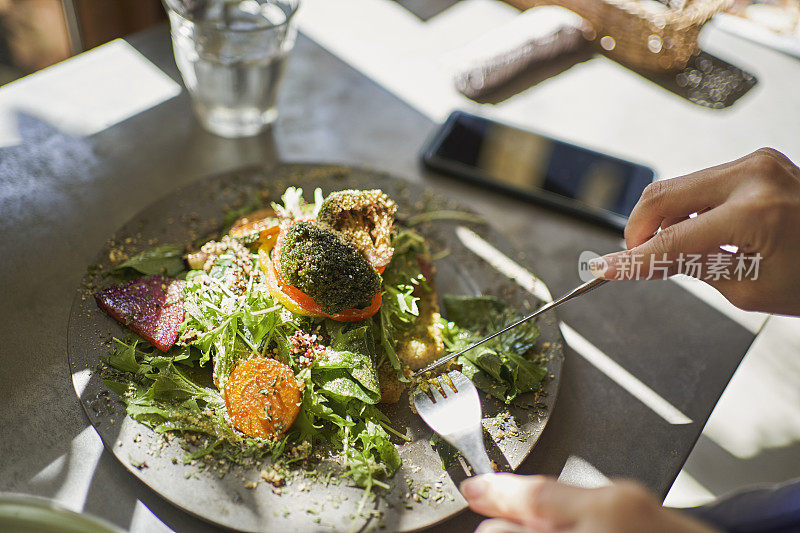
[67,163,564,532]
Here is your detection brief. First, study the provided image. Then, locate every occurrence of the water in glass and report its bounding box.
[166,1,298,137]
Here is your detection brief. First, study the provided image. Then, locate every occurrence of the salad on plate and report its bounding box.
[92,186,550,499]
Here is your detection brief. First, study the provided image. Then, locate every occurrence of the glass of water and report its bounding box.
[164,0,299,138]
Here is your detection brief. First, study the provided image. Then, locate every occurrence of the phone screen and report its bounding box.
[425,112,654,222]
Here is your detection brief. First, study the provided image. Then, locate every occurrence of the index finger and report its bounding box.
[460,474,593,529]
[626,160,742,249]
[591,206,734,280]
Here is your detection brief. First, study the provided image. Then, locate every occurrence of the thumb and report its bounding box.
[590,209,731,280]
[460,474,590,529]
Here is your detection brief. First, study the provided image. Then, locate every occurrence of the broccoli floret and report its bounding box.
[280,221,381,314]
[317,189,397,267]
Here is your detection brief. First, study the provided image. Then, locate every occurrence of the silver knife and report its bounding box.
[413,277,608,377]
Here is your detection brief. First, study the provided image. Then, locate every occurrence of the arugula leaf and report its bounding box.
[442,296,504,331]
[145,364,219,404]
[463,346,505,382]
[459,356,509,402]
[103,338,235,439]
[294,373,397,488]
[180,259,298,389]
[104,337,142,373]
[294,376,351,440]
[313,371,379,404]
[328,323,374,354]
[112,245,186,277]
[441,295,546,403]
[313,342,381,405]
[375,229,429,377]
[103,337,194,375]
[505,352,546,393]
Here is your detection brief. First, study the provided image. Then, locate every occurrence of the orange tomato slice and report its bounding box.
[224,357,301,439]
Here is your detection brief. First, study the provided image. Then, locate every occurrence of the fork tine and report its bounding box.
[448,370,471,391]
[429,381,446,403]
[438,374,456,395]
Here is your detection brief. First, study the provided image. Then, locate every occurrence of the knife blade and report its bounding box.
[412,277,608,377]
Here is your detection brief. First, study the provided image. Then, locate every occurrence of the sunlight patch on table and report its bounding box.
[455,226,552,302]
[297,0,484,121]
[702,315,800,459]
[129,500,168,532]
[664,470,716,508]
[558,455,611,488]
[29,425,104,511]
[0,39,181,148]
[72,369,92,398]
[29,454,67,488]
[560,323,692,425]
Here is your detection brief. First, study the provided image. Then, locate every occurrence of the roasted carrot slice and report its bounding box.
[224,358,301,439]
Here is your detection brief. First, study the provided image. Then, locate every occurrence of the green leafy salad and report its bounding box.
[94,186,549,495]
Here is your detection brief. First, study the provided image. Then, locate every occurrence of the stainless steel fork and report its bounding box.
[413,370,494,475]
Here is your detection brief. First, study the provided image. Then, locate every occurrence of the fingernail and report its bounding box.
[588,256,609,277]
[460,475,490,502]
[589,253,623,280]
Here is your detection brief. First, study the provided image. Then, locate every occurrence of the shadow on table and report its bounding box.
[0,111,98,188]
[392,0,461,21]
[680,434,800,497]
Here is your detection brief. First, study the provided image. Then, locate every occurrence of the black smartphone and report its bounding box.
[421,111,655,232]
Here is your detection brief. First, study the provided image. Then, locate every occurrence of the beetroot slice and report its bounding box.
[94,276,185,352]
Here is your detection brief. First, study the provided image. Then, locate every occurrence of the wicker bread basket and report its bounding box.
[503,0,732,72]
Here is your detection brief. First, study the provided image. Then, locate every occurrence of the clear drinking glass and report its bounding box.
[163,0,299,138]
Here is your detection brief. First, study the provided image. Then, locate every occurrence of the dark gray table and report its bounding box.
[0,24,757,532]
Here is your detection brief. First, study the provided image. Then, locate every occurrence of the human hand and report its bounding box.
[588,148,800,315]
[460,474,719,533]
